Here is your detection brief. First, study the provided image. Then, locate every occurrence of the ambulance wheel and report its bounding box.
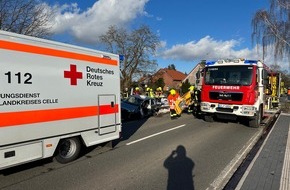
[249,108,262,128]
[54,137,82,164]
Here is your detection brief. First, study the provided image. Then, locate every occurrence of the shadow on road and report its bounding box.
[1,118,148,175]
[117,117,149,141]
[0,157,53,176]
[164,145,195,190]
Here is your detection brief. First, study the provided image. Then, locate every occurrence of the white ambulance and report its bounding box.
[0,30,121,170]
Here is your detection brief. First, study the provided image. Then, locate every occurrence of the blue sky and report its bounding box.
[43,0,281,73]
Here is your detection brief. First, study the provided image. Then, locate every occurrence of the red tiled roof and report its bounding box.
[163,68,186,81]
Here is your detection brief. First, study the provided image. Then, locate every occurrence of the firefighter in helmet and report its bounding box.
[149,88,155,98]
[146,87,151,96]
[134,87,141,95]
[167,89,180,118]
[156,87,163,98]
[187,85,195,113]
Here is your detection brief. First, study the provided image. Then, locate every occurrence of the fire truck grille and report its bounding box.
[216,108,233,112]
[209,92,243,101]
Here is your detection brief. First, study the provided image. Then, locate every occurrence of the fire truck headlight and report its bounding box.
[201,102,210,110]
[242,106,256,115]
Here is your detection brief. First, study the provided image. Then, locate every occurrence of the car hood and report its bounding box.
[121,101,139,112]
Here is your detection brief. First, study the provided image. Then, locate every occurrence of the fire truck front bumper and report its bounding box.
[200,102,257,117]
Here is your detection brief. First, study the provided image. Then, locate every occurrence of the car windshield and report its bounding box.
[124,96,143,105]
[204,65,253,85]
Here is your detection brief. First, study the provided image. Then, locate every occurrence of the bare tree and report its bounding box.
[252,0,289,64]
[100,25,160,90]
[0,0,55,38]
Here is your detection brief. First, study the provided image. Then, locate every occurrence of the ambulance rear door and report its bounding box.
[98,94,117,135]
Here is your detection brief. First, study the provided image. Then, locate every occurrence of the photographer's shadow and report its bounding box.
[164,145,195,190]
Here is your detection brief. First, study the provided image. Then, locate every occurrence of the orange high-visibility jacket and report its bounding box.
[167,93,180,109]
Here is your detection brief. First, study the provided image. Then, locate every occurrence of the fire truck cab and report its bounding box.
[200,58,280,128]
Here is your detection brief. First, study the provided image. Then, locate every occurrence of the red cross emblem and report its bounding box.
[64,64,83,85]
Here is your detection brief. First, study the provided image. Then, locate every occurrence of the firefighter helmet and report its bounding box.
[189,86,194,91]
[170,89,176,95]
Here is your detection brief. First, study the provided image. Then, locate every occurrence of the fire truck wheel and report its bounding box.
[54,137,82,164]
[249,109,262,128]
[204,115,214,122]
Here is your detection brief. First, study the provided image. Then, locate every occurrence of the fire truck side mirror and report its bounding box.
[196,70,204,79]
[196,71,200,79]
[261,70,269,85]
[262,70,268,79]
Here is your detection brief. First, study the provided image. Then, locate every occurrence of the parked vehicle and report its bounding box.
[0,30,121,170]
[121,95,160,120]
[200,58,281,128]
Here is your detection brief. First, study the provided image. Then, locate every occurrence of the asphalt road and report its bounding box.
[0,113,265,190]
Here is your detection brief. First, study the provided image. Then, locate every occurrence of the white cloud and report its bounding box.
[158,36,289,71]
[159,36,249,61]
[48,0,149,43]
[48,3,80,34]
[44,1,289,71]
[158,40,167,49]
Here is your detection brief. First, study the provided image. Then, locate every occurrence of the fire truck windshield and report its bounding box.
[204,65,253,85]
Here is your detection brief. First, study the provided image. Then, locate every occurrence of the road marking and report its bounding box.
[234,115,281,190]
[207,128,264,190]
[280,117,290,190]
[126,124,186,146]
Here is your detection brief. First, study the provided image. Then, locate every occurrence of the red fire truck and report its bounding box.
[200,59,281,128]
